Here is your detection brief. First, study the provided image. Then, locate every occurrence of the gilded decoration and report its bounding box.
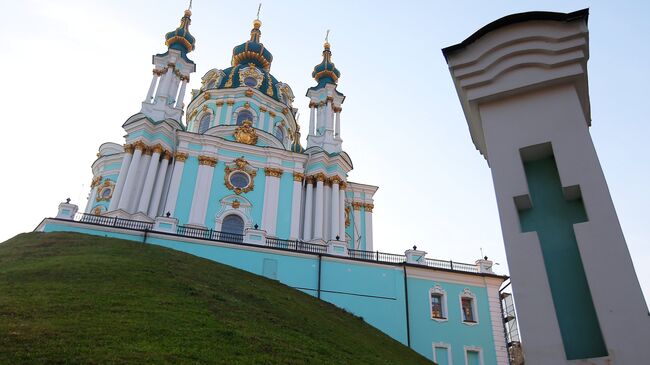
[245,89,254,97]
[315,173,326,182]
[264,167,283,178]
[224,157,257,195]
[202,105,208,111]
[133,141,147,151]
[238,64,263,88]
[345,206,351,227]
[364,203,374,213]
[339,181,347,190]
[231,200,241,209]
[233,120,258,145]
[143,147,153,156]
[124,144,134,154]
[198,155,218,167]
[96,180,115,202]
[226,100,235,106]
[269,111,276,118]
[244,102,250,109]
[204,93,210,100]
[259,106,267,113]
[330,176,342,185]
[92,206,104,215]
[216,100,224,106]
[174,152,189,162]
[305,175,315,184]
[293,172,304,182]
[162,151,173,160]
[152,144,164,154]
[352,201,363,211]
[90,175,102,188]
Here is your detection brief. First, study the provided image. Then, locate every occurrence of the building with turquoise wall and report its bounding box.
[41,6,514,364]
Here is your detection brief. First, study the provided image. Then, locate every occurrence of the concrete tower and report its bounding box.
[444,9,650,364]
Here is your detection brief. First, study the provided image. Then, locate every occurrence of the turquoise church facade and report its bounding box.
[39,7,512,364]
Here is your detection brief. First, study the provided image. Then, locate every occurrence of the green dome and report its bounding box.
[165,10,195,54]
[312,42,340,87]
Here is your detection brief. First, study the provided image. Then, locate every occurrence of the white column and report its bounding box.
[330,178,340,240]
[225,101,234,124]
[148,151,171,217]
[303,176,314,241]
[317,103,325,133]
[324,181,331,240]
[187,156,217,226]
[289,173,304,240]
[169,78,180,105]
[313,173,325,240]
[364,203,374,251]
[131,149,152,213]
[145,73,158,102]
[137,145,163,214]
[261,168,283,237]
[215,101,224,125]
[309,103,315,135]
[155,67,173,100]
[338,183,346,240]
[353,202,362,249]
[335,108,341,137]
[163,152,188,216]
[175,79,187,108]
[326,99,334,132]
[117,142,145,211]
[108,145,134,211]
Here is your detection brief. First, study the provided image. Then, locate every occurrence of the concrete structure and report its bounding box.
[444,9,650,364]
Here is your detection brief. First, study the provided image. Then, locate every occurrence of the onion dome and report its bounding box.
[231,19,273,71]
[312,41,340,87]
[290,131,305,153]
[165,9,195,54]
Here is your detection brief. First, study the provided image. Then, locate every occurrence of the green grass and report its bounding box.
[0,232,433,364]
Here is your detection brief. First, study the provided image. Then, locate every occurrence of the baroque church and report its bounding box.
[87,9,377,250]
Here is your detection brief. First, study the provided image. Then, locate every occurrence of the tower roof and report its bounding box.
[231,19,274,71]
[312,41,340,88]
[165,9,196,54]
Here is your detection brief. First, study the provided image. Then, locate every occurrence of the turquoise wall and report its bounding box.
[42,221,501,364]
[174,156,199,223]
[275,173,293,238]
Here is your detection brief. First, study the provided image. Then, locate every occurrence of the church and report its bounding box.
[86,9,377,252]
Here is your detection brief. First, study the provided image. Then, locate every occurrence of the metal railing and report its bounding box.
[69,213,481,274]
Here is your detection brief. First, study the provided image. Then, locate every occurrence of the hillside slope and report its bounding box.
[0,232,432,364]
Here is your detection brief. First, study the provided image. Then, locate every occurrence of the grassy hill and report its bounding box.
[0,232,432,364]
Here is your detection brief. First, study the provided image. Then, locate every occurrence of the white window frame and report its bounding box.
[463,346,484,365]
[233,106,259,126]
[429,284,448,322]
[196,110,214,133]
[459,288,479,326]
[432,342,453,365]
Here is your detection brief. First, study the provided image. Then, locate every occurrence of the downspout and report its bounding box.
[317,254,322,299]
[142,228,148,244]
[403,265,411,348]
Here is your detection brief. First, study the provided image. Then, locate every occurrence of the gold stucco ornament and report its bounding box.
[233,120,258,145]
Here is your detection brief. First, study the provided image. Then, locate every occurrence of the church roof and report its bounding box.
[312,41,340,88]
[164,9,196,55]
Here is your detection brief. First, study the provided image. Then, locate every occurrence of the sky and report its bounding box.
[1,0,648,301]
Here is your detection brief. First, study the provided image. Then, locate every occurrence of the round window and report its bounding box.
[244,76,257,87]
[229,171,250,189]
[101,188,112,198]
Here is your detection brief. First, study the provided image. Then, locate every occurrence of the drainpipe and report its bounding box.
[142,228,148,244]
[317,254,322,299]
[403,264,411,348]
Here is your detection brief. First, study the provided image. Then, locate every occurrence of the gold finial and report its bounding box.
[184,0,192,17]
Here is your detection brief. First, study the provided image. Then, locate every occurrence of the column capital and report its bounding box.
[133,141,147,151]
[152,144,164,154]
[259,106,267,113]
[174,152,189,162]
[309,101,317,108]
[124,144,134,154]
[339,181,347,190]
[162,150,173,160]
[364,203,374,213]
[333,106,342,113]
[226,99,235,106]
[315,172,326,182]
[264,167,284,178]
[198,155,218,167]
[352,201,363,211]
[330,176,342,185]
[269,111,276,118]
[215,100,224,106]
[143,146,153,156]
[293,172,304,182]
[305,175,315,184]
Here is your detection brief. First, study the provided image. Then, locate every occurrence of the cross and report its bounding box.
[517,156,607,360]
[188,0,192,10]
[256,3,262,20]
[325,29,330,42]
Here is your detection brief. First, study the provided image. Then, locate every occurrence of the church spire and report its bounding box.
[164,6,196,55]
[312,31,341,88]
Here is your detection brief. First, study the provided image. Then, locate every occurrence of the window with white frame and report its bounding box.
[460,288,478,324]
[432,342,452,365]
[464,346,483,365]
[236,109,254,126]
[429,284,448,321]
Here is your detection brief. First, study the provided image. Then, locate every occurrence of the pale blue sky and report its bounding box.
[1,0,648,300]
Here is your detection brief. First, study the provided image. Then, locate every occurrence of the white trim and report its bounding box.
[429,284,449,322]
[459,288,479,326]
[432,342,453,365]
[463,346,484,365]
[214,195,253,231]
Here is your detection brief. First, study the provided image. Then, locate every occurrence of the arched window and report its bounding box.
[244,76,257,87]
[274,125,285,141]
[198,114,211,134]
[222,214,244,235]
[236,110,254,126]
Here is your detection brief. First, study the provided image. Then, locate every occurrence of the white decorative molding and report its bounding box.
[429,284,449,322]
[459,288,479,326]
[463,345,484,365]
[432,342,453,365]
[56,201,78,220]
